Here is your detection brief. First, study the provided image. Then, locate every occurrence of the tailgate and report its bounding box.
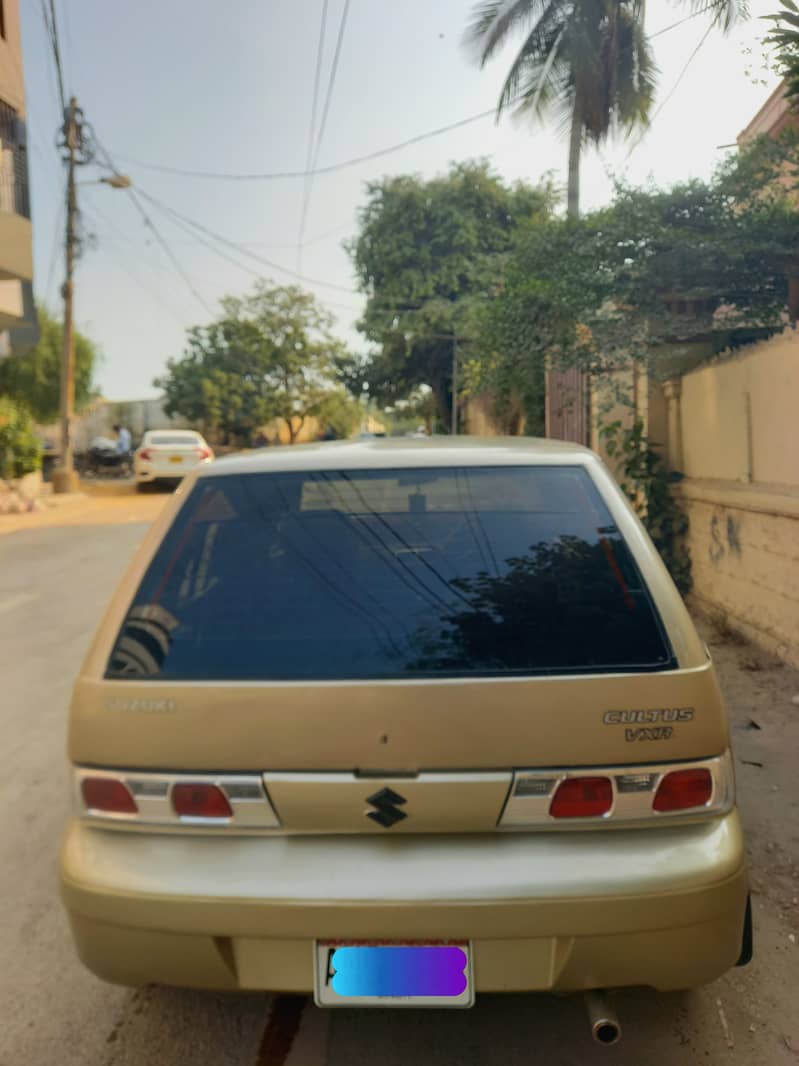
[70,661,727,771]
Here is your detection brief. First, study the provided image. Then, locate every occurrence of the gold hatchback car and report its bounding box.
[60,438,750,1040]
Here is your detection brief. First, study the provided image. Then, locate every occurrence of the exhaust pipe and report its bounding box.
[584,990,621,1046]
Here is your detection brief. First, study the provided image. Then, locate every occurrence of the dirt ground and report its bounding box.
[687,604,799,1064]
[0,480,169,536]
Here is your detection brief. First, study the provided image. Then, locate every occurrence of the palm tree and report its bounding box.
[466,0,737,218]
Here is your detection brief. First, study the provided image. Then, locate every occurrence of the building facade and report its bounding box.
[0,0,37,358]
[737,80,798,144]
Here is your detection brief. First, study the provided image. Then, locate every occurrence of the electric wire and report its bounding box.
[298,0,331,269]
[298,0,351,258]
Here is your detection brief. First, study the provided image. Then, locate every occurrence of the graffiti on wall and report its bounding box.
[709,508,743,566]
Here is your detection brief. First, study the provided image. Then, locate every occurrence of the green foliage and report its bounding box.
[347,161,555,428]
[466,0,738,215]
[380,386,439,436]
[764,0,799,98]
[0,306,99,424]
[469,162,799,591]
[311,389,362,439]
[0,397,42,479]
[600,419,691,592]
[465,0,656,150]
[475,171,799,397]
[156,281,355,445]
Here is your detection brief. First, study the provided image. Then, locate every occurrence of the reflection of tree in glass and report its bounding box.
[410,535,668,673]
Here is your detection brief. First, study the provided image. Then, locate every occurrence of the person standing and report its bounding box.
[113,424,132,456]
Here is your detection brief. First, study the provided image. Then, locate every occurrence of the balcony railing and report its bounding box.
[0,102,31,219]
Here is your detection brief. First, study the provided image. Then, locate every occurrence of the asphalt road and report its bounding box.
[1,518,797,1066]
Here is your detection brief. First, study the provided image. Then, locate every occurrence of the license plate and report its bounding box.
[313,941,474,1008]
[169,456,183,464]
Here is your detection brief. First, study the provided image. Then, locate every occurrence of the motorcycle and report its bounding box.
[77,437,134,479]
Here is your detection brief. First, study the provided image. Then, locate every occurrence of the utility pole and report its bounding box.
[451,334,459,436]
[54,97,80,493]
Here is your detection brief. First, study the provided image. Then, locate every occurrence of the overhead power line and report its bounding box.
[299,0,352,258]
[107,6,711,186]
[81,204,189,325]
[41,0,67,112]
[298,0,331,269]
[135,188,359,294]
[648,4,716,39]
[134,187,435,318]
[112,104,512,183]
[312,0,351,170]
[648,23,715,124]
[94,137,215,315]
[625,22,714,161]
[127,188,215,315]
[139,194,368,317]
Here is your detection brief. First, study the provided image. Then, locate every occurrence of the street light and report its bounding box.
[76,174,132,188]
[100,173,132,189]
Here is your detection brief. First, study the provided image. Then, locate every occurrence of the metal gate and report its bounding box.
[546,368,590,445]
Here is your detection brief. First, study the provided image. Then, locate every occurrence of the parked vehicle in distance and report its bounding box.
[133,429,213,490]
[61,437,749,1039]
[77,437,133,480]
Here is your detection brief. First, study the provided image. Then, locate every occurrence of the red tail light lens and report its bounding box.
[550,777,613,818]
[172,783,232,819]
[138,449,152,461]
[82,777,138,814]
[653,768,713,812]
[196,447,212,460]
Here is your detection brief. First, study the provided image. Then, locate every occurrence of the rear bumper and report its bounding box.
[60,812,748,993]
[135,466,188,483]
[134,459,208,483]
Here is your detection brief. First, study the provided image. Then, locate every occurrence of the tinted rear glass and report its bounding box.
[107,466,674,681]
[148,435,201,446]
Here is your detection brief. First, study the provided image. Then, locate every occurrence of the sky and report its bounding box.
[20,0,781,401]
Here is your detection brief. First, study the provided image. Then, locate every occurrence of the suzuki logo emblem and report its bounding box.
[365,787,408,828]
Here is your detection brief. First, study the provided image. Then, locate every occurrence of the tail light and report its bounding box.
[550,776,613,818]
[172,783,233,820]
[137,448,152,461]
[196,447,213,460]
[81,776,138,815]
[653,768,713,812]
[75,769,278,830]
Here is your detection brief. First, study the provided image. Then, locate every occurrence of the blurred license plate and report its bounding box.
[314,941,473,1008]
[169,456,183,464]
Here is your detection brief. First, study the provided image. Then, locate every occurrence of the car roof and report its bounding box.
[145,429,202,438]
[199,436,596,478]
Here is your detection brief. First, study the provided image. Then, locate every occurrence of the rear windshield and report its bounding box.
[148,435,201,446]
[107,466,674,681]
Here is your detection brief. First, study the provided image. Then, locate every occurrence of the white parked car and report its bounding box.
[133,430,214,490]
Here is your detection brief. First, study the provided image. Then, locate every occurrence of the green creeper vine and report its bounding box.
[599,417,691,593]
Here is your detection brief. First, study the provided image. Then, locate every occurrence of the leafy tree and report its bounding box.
[309,388,362,440]
[0,397,41,478]
[465,0,740,218]
[466,0,655,218]
[765,0,799,97]
[478,173,798,384]
[0,306,99,424]
[347,161,555,427]
[469,168,799,443]
[156,281,358,445]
